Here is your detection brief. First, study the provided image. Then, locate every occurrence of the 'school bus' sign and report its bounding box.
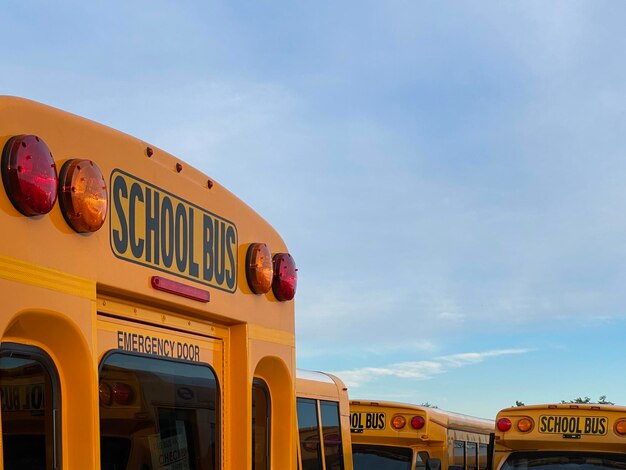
[110,169,238,293]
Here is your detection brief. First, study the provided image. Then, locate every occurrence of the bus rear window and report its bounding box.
[352,444,412,470]
[502,451,626,470]
[99,353,219,470]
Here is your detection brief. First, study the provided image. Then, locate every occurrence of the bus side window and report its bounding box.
[252,379,270,470]
[450,440,466,470]
[467,442,478,470]
[478,444,488,470]
[297,398,323,470]
[320,400,344,470]
[0,344,61,470]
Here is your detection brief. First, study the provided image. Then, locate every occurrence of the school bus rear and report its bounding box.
[493,404,626,470]
[0,96,297,469]
[350,401,447,470]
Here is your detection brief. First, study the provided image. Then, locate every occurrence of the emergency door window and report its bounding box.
[0,345,60,470]
[99,353,219,470]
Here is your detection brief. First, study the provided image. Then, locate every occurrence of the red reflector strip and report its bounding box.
[151,276,210,303]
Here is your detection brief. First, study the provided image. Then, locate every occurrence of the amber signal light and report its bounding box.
[59,159,108,232]
[517,418,533,432]
[246,243,273,294]
[391,415,406,430]
[615,419,626,435]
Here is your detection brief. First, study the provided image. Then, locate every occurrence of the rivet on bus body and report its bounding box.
[176,163,183,172]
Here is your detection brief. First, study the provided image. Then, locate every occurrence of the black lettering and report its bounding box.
[175,203,188,272]
[188,209,199,277]
[129,183,145,258]
[225,225,236,288]
[117,331,123,349]
[138,334,145,353]
[539,416,548,432]
[214,219,226,284]
[161,197,174,268]
[194,345,200,361]
[123,332,133,351]
[132,334,138,352]
[599,418,607,434]
[584,418,592,434]
[203,214,214,281]
[377,413,385,429]
[112,176,128,253]
[145,188,160,264]
[366,413,373,429]
[351,413,360,429]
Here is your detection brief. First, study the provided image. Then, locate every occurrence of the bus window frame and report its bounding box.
[0,342,62,470]
[98,349,222,470]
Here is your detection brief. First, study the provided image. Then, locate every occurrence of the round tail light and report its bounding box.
[99,382,112,406]
[391,415,406,430]
[497,418,512,432]
[112,383,133,405]
[246,243,273,294]
[517,418,533,432]
[2,134,58,215]
[615,419,626,435]
[272,253,297,301]
[59,159,108,232]
[411,416,426,430]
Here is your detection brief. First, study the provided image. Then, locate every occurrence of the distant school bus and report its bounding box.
[0,96,298,469]
[296,370,354,470]
[491,403,626,470]
[350,400,493,470]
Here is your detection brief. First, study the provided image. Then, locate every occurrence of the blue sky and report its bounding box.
[3,1,626,418]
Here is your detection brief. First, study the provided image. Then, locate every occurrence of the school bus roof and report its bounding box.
[0,96,294,331]
[296,369,348,402]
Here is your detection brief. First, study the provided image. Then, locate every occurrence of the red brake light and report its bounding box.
[246,243,273,294]
[59,159,108,232]
[411,416,426,430]
[112,383,133,405]
[497,417,512,432]
[272,253,297,301]
[2,135,58,215]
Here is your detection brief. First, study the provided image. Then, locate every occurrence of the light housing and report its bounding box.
[272,253,297,301]
[517,418,533,433]
[112,382,133,405]
[497,418,512,432]
[58,159,108,232]
[99,382,112,406]
[615,419,626,435]
[246,243,273,294]
[391,415,406,430]
[1,134,58,216]
[411,416,426,430]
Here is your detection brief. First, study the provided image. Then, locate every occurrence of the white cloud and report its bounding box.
[332,348,529,388]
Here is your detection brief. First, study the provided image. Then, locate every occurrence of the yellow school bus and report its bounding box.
[492,404,626,470]
[350,400,493,470]
[296,370,354,470]
[0,96,298,469]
